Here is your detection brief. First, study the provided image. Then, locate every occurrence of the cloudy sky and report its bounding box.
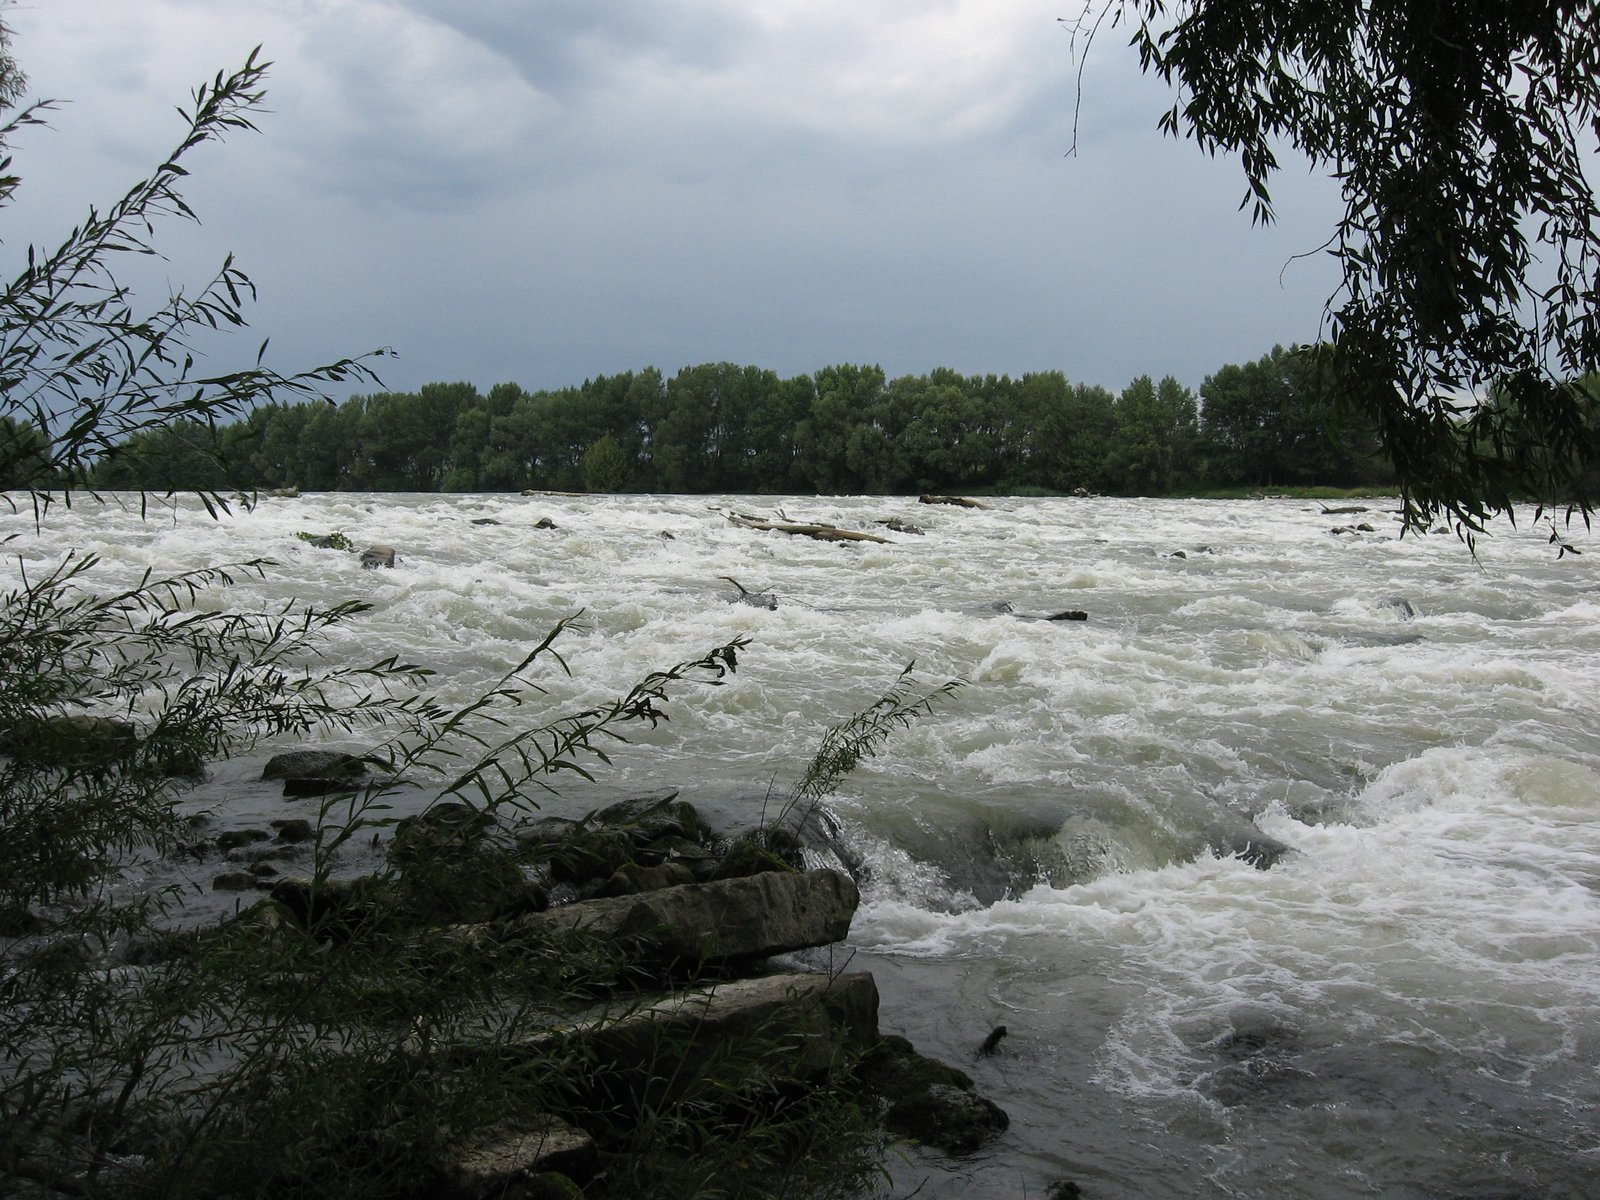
[3,0,1344,400]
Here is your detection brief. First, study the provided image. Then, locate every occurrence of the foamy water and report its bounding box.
[5,491,1598,1198]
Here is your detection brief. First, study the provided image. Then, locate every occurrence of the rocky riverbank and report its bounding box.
[192,770,1011,1198]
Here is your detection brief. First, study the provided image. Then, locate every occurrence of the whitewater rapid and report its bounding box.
[5,491,1598,1198]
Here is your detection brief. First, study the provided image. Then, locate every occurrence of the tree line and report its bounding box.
[56,345,1396,496]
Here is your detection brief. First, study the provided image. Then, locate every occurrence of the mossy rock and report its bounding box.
[711,832,800,881]
[590,792,707,848]
[544,827,636,886]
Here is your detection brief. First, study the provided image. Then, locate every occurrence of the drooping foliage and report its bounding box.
[1088,0,1600,543]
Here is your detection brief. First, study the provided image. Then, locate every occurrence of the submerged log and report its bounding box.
[726,514,891,544]
[918,494,985,508]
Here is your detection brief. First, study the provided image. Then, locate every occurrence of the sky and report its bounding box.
[2,0,1346,401]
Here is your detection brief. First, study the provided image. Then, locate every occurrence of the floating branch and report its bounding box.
[726,513,891,544]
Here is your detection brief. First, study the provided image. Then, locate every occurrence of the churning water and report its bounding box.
[6,492,1599,1199]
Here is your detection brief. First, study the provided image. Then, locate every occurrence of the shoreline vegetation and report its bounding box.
[44,350,1403,502]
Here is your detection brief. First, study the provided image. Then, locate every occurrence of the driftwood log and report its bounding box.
[918,494,985,508]
[726,514,891,544]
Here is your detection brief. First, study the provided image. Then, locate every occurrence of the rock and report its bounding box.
[531,971,881,1115]
[1045,610,1089,622]
[447,1116,596,1197]
[361,545,397,569]
[918,494,985,508]
[261,748,376,797]
[596,861,698,897]
[470,518,501,526]
[271,818,315,844]
[859,1034,1009,1155]
[1206,819,1293,870]
[262,749,367,782]
[1047,1182,1083,1200]
[880,517,926,535]
[270,486,299,498]
[887,1083,1009,1155]
[533,517,557,530]
[543,827,637,887]
[211,872,259,892]
[508,868,859,967]
[590,793,707,847]
[215,829,270,852]
[0,714,135,768]
[389,803,546,924]
[267,877,379,937]
[711,826,805,880]
[1377,595,1416,619]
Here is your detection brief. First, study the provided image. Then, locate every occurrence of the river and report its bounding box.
[6,491,1598,1199]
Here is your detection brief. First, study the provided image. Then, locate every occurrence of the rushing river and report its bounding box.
[6,491,1600,1199]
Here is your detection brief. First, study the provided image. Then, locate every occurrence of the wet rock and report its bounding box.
[1045,610,1089,622]
[1206,818,1293,870]
[595,861,698,897]
[271,818,315,844]
[1047,1182,1083,1200]
[389,803,546,923]
[470,517,501,526]
[211,871,259,892]
[509,868,859,967]
[216,829,270,853]
[0,714,135,767]
[859,1034,1009,1155]
[1378,595,1416,619]
[262,748,377,797]
[530,971,881,1115]
[360,545,397,569]
[880,517,926,535]
[591,793,707,848]
[918,494,986,508]
[533,517,557,530]
[543,827,637,887]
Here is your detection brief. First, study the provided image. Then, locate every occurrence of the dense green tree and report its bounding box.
[1102,0,1600,539]
[1108,374,1197,493]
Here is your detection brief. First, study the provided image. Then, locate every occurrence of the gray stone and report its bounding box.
[261,749,367,782]
[533,971,880,1110]
[508,868,859,967]
[448,1115,596,1196]
[361,545,397,569]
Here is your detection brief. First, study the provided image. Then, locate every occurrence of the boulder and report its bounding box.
[589,793,707,847]
[361,545,397,569]
[536,971,881,1116]
[507,869,859,967]
[859,1034,1009,1155]
[261,748,377,797]
[445,1116,596,1198]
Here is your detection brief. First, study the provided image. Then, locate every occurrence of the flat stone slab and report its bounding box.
[508,868,859,966]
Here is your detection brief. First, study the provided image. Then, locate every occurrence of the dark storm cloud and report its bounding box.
[2,1,1343,400]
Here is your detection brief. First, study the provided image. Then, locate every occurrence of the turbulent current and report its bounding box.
[8,491,1600,1199]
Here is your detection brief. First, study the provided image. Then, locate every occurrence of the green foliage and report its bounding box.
[1090,0,1600,543]
[775,666,964,838]
[2,39,889,1200]
[0,46,386,518]
[580,432,630,493]
[296,530,354,552]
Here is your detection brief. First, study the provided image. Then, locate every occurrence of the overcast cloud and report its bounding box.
[4,0,1344,399]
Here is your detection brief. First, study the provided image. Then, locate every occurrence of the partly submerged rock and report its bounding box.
[859,1033,1009,1155]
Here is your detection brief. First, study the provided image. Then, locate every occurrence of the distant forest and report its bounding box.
[14,344,1401,496]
